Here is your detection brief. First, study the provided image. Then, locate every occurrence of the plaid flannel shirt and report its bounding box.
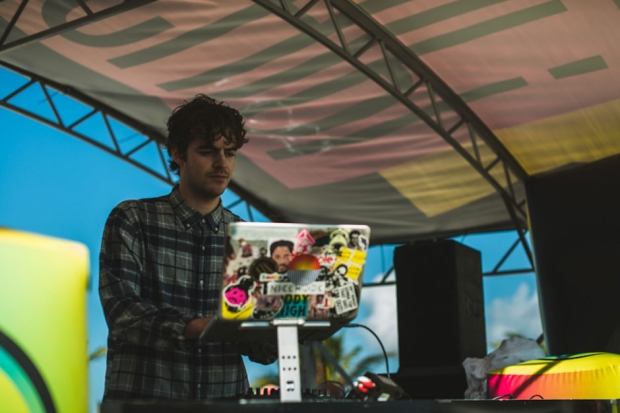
[99,186,275,401]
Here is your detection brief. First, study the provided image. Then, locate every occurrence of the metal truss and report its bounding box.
[253,0,534,268]
[0,60,279,221]
[0,0,156,54]
[0,61,174,185]
[363,229,535,288]
[485,227,534,276]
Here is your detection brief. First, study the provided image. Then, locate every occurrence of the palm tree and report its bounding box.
[89,346,107,361]
[251,373,280,389]
[312,333,394,385]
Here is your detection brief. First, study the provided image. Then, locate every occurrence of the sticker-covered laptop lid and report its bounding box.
[221,223,371,323]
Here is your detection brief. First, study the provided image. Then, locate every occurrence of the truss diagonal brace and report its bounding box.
[0,0,156,54]
[501,194,534,268]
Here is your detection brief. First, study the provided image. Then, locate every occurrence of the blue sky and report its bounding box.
[0,66,541,412]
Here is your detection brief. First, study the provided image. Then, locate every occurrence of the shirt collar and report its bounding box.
[168,185,223,233]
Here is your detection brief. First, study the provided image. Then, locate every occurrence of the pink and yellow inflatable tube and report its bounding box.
[488,352,620,399]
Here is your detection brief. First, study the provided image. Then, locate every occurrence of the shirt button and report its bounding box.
[200,280,204,286]
[185,223,190,228]
[197,383,201,388]
[198,313,203,317]
[198,348,202,354]
[214,226,219,232]
[201,219,206,223]
[201,245,205,251]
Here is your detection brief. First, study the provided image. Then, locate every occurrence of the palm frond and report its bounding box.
[350,352,396,378]
[251,374,280,388]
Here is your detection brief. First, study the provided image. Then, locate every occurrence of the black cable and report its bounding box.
[343,323,391,379]
[318,380,346,391]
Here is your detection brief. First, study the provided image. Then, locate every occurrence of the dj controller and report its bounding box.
[244,386,337,400]
[100,372,618,413]
[101,398,617,413]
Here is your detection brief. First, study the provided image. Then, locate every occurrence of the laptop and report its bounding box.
[200,222,371,343]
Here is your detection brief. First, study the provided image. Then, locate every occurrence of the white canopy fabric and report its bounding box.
[1,0,618,243]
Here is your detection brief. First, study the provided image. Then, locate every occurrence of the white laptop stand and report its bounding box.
[240,319,331,402]
[276,321,302,402]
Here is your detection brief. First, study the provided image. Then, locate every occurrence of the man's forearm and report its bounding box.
[184,316,214,340]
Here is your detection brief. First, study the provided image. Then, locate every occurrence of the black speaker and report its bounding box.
[391,240,486,399]
[526,154,620,356]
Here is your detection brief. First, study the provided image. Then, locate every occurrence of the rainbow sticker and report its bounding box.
[287,254,321,285]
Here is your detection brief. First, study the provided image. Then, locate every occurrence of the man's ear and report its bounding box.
[171,146,185,168]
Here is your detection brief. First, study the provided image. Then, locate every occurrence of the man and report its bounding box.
[99,94,276,401]
[270,240,293,273]
[348,230,360,249]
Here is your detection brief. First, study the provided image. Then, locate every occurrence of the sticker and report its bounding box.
[308,293,332,319]
[294,229,316,254]
[329,228,350,251]
[269,239,294,273]
[266,281,325,295]
[274,294,309,318]
[225,251,254,280]
[333,284,358,315]
[334,264,348,277]
[249,257,278,281]
[348,230,369,251]
[222,297,253,320]
[347,230,361,249]
[318,295,333,309]
[253,295,282,320]
[223,276,255,312]
[358,235,369,251]
[318,254,337,268]
[259,272,282,282]
[287,254,321,285]
[240,243,253,258]
[335,247,366,280]
[323,273,350,291]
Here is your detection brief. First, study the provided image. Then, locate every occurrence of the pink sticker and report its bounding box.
[294,229,315,254]
[225,287,248,306]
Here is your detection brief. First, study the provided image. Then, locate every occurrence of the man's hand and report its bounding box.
[184,316,214,340]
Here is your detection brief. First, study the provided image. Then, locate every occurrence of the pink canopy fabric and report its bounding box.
[1,0,618,243]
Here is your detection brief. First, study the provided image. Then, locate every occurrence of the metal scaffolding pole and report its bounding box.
[0,0,157,54]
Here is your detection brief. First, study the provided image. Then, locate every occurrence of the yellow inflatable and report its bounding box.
[0,229,89,413]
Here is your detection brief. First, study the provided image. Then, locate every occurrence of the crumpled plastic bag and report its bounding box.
[462,336,546,399]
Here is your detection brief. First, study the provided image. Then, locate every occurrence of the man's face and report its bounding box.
[173,136,237,202]
[272,246,292,273]
[350,232,359,246]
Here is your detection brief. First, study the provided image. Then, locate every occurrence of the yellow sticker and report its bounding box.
[335,247,367,280]
[221,298,254,320]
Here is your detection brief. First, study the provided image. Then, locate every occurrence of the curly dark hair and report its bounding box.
[269,240,294,256]
[166,94,248,175]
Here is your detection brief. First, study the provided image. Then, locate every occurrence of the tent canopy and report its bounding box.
[1,0,618,244]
